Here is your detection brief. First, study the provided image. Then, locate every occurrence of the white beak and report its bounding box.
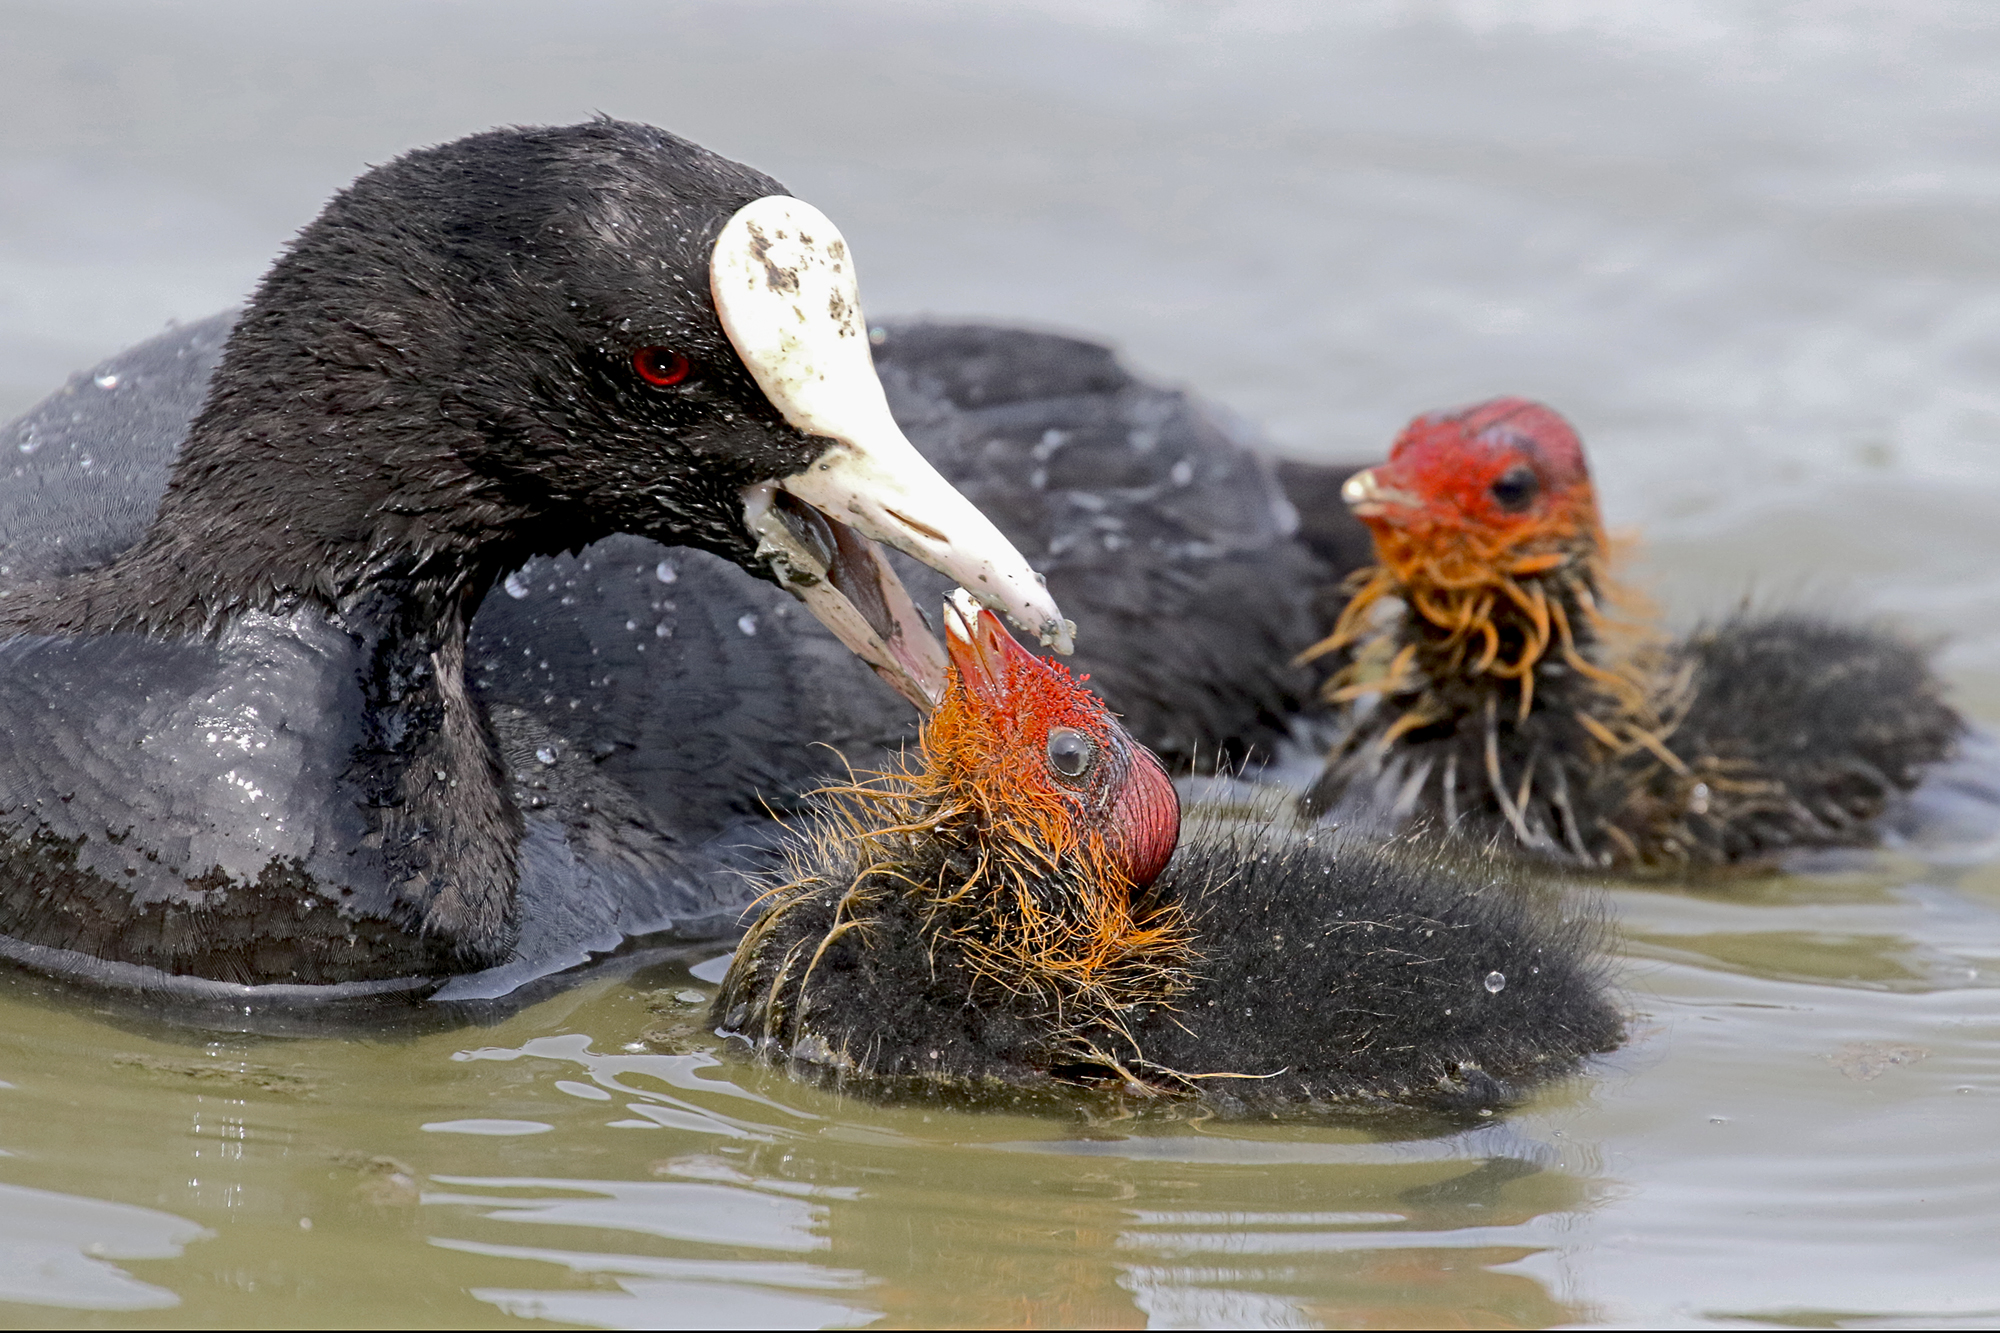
[712,195,1074,707]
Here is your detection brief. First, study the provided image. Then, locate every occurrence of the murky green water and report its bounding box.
[8,1,2000,1326]
[4,843,2000,1327]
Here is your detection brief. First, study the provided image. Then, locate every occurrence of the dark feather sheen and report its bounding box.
[0,122,907,995]
[873,322,1349,772]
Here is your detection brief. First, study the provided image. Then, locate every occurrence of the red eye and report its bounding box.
[633,347,690,387]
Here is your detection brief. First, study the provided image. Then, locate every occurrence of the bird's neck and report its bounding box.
[342,580,522,964]
[1320,535,1659,731]
[0,385,533,966]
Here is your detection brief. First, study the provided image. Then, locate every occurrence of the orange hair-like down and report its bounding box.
[770,606,1191,1016]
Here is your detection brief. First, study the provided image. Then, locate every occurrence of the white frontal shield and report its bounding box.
[712,195,1073,708]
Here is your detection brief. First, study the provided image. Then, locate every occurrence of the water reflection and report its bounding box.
[1615,871,2000,991]
[426,1173,841,1252]
[0,1182,207,1312]
[429,1184,877,1328]
[412,1028,1607,1327]
[455,1242,877,1331]
[814,1130,1596,1327]
[454,1033,816,1139]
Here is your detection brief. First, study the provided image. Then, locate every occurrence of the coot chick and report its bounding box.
[0,120,1068,1000]
[872,322,1362,772]
[716,591,1622,1117]
[1299,398,1964,870]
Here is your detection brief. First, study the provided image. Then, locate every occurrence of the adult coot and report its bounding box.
[0,120,1070,1003]
[1298,398,1965,870]
[716,591,1622,1117]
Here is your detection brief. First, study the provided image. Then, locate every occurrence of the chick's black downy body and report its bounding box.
[1660,614,1962,862]
[715,598,1619,1121]
[1308,589,1960,870]
[718,829,1620,1118]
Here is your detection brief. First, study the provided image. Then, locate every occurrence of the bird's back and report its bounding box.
[874,321,1336,771]
[1135,831,1623,1115]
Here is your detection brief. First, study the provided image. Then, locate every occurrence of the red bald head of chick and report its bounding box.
[1345,398,1603,586]
[911,590,1185,998]
[1306,398,1620,700]
[932,591,1180,893]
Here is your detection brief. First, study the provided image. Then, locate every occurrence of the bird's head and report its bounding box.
[1342,398,1603,592]
[928,590,1180,896]
[808,589,1190,1004]
[1302,398,1625,703]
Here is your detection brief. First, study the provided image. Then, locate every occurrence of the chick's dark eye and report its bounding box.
[633,347,691,387]
[1489,465,1539,512]
[1046,727,1095,779]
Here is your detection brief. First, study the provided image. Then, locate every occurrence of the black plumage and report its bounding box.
[0,121,928,997]
[874,321,1354,772]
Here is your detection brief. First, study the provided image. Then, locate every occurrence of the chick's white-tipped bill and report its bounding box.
[712,195,1074,655]
[943,587,983,645]
[1340,466,1419,519]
